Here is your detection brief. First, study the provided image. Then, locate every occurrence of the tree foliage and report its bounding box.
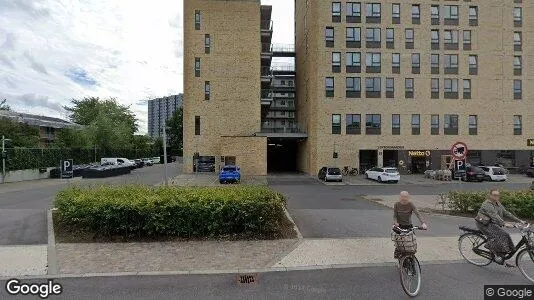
[166,107,183,155]
[0,99,10,111]
[0,117,40,148]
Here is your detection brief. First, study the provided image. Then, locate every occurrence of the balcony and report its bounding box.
[271,64,295,75]
[261,67,273,82]
[261,43,273,59]
[261,89,273,106]
[269,104,296,111]
[261,20,273,31]
[41,133,56,140]
[272,44,295,57]
[260,124,306,134]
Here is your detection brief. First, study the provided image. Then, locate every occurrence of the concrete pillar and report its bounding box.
[377,149,384,167]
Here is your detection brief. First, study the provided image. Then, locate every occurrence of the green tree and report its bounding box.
[0,118,40,147]
[86,111,133,153]
[0,99,10,111]
[166,107,183,155]
[54,127,92,148]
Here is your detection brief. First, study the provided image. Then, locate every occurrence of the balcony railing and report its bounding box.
[271,65,295,72]
[260,124,306,134]
[261,66,273,77]
[261,89,273,99]
[272,44,295,53]
[261,20,273,31]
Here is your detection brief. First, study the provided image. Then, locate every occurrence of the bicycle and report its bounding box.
[342,166,359,176]
[458,223,534,283]
[392,226,425,297]
[342,166,350,176]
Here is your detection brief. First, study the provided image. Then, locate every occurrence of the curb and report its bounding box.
[0,259,469,281]
[46,209,58,275]
[283,206,303,240]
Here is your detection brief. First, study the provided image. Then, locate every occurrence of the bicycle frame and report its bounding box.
[472,232,531,261]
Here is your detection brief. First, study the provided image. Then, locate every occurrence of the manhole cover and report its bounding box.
[237,274,257,284]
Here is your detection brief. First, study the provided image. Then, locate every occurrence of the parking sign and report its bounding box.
[60,159,73,178]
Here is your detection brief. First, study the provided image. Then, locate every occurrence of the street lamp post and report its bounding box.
[2,135,12,184]
[162,126,168,186]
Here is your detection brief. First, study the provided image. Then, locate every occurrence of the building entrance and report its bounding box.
[359,150,377,172]
[267,138,298,173]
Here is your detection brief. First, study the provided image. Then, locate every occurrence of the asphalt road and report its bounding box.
[1,262,530,299]
[0,163,181,245]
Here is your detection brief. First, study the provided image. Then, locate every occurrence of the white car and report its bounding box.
[480,166,507,182]
[365,167,401,183]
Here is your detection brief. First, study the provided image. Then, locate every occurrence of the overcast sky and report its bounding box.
[0,0,294,134]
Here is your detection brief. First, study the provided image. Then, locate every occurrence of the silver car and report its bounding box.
[318,166,343,182]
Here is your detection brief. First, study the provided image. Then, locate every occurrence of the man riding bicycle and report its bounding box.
[392,191,428,259]
[475,188,526,266]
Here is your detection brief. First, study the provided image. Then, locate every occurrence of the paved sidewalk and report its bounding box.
[0,245,47,277]
[56,239,299,274]
[363,194,449,212]
[169,174,268,186]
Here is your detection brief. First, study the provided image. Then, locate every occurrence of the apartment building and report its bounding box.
[296,0,534,174]
[183,0,269,175]
[147,94,183,141]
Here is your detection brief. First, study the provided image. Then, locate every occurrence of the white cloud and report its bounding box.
[0,0,294,134]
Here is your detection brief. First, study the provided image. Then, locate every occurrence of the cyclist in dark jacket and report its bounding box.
[392,191,428,258]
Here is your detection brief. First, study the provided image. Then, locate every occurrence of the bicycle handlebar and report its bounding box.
[393,226,427,233]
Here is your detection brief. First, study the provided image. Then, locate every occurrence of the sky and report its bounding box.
[0,0,294,134]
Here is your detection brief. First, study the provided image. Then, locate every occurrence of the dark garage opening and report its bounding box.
[267,138,298,173]
[359,150,378,172]
[383,150,399,168]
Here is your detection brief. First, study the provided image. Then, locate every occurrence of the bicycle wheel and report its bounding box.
[516,248,534,283]
[399,255,421,297]
[458,233,492,266]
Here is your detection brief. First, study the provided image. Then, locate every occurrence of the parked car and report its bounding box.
[133,159,145,168]
[219,165,241,184]
[152,157,161,164]
[527,167,534,178]
[365,167,400,183]
[461,166,485,182]
[480,166,507,182]
[100,158,136,170]
[142,158,154,166]
[318,166,343,182]
[195,156,215,172]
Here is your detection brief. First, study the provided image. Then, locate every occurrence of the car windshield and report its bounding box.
[223,167,236,172]
[328,168,341,175]
[384,168,398,173]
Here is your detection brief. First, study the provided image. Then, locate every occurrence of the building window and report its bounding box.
[204,81,210,100]
[444,114,459,135]
[514,80,522,99]
[325,77,334,97]
[514,32,522,51]
[431,78,439,99]
[346,77,361,98]
[392,114,400,135]
[365,77,381,98]
[366,28,381,48]
[346,27,361,48]
[431,30,440,50]
[463,79,471,99]
[386,77,394,98]
[514,115,522,135]
[347,2,361,23]
[205,34,211,54]
[467,55,478,75]
[514,7,522,27]
[444,5,459,25]
[431,5,440,25]
[332,114,341,134]
[411,114,420,135]
[469,115,478,135]
[386,28,394,48]
[332,52,341,72]
[365,52,381,73]
[412,4,420,24]
[405,29,414,49]
[444,79,459,99]
[195,10,201,30]
[325,27,334,47]
[469,6,478,26]
[346,114,361,134]
[444,54,458,74]
[346,52,361,73]
[392,3,400,23]
[392,53,400,73]
[514,55,522,75]
[365,114,381,135]
[332,2,341,22]
[405,78,414,98]
[431,115,440,135]
[411,53,420,74]
[366,3,381,23]
[431,54,439,74]
[463,30,472,50]
[444,30,459,50]
[195,58,200,77]
[195,116,201,135]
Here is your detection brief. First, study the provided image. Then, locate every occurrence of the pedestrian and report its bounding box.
[474,188,525,267]
[392,191,428,259]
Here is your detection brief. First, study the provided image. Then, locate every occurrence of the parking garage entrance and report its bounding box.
[267,138,299,173]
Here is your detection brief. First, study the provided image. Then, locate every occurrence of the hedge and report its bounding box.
[54,185,288,239]
[447,190,534,219]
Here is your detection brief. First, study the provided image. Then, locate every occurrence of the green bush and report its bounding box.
[447,190,534,219]
[54,185,288,239]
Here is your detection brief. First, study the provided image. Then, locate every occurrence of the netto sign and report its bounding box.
[408,151,431,157]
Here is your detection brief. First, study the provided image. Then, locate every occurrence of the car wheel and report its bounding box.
[365,173,369,179]
[219,180,224,184]
[378,176,382,183]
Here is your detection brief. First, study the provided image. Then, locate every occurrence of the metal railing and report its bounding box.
[261,20,273,31]
[272,44,295,53]
[271,65,296,72]
[260,124,306,134]
[261,89,274,99]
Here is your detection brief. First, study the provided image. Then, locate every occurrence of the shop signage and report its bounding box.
[377,146,405,150]
[408,150,431,157]
[528,139,534,147]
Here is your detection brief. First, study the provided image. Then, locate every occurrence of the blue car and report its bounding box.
[219,165,241,184]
